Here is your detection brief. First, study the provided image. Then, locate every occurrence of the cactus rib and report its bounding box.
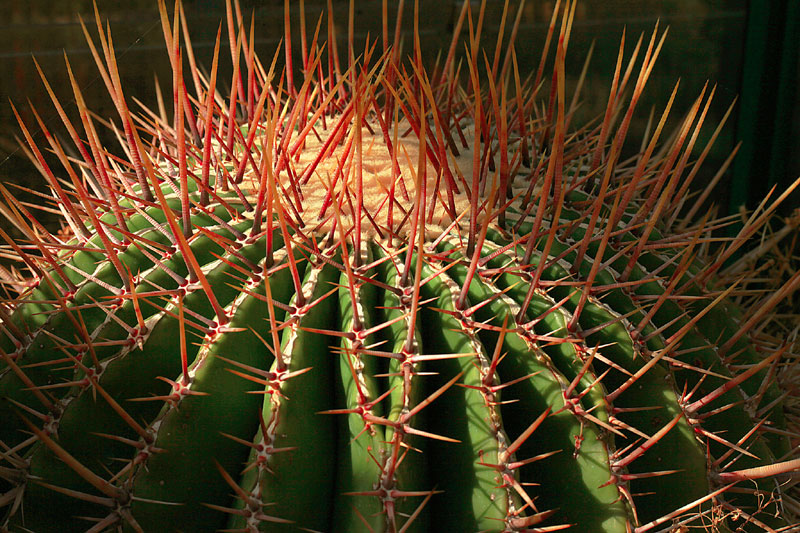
[1,1,799,532]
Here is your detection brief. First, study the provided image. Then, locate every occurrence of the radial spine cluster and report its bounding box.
[1,0,800,532]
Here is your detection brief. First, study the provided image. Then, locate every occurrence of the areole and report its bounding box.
[1,1,799,532]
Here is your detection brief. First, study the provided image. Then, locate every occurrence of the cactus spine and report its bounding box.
[1,1,799,532]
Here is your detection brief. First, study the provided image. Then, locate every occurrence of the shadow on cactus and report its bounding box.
[2,0,800,531]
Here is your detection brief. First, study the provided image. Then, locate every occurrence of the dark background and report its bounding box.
[0,0,796,240]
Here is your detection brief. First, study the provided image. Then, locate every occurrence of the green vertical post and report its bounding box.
[730,0,799,215]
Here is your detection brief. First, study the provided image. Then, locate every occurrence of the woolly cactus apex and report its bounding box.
[2,0,800,532]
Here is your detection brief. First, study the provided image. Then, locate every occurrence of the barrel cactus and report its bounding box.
[2,1,799,532]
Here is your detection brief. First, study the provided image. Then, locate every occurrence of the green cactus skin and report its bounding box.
[1,1,799,532]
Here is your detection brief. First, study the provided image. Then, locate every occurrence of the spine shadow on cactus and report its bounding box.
[2,0,800,532]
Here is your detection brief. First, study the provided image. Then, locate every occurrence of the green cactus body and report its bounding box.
[1,1,798,532]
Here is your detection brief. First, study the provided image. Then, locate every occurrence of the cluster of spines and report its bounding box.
[2,0,800,532]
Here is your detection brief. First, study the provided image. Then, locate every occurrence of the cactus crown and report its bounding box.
[1,1,799,532]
